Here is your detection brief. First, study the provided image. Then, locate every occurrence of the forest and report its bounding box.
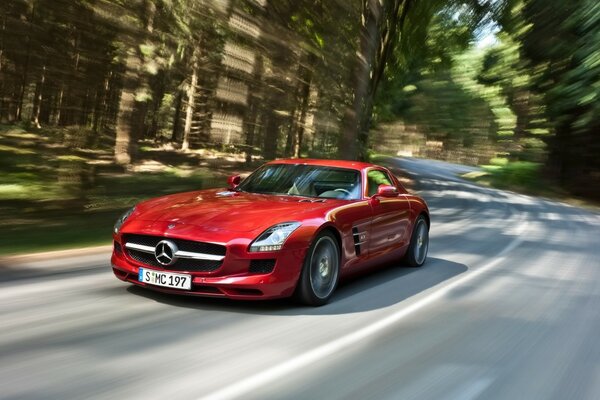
[2,0,599,187]
[0,0,599,252]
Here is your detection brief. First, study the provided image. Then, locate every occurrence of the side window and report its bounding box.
[367,170,393,196]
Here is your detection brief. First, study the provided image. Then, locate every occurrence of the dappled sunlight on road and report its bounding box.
[1,158,599,399]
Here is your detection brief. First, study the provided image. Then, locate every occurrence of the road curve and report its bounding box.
[1,158,599,400]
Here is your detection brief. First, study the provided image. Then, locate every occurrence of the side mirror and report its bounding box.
[376,184,398,197]
[227,175,241,190]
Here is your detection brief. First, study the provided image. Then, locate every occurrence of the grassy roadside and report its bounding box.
[461,160,600,210]
[1,171,224,256]
[0,125,257,256]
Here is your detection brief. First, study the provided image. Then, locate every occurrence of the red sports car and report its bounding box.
[111,159,430,305]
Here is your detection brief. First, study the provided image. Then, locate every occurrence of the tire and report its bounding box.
[404,215,429,267]
[295,231,340,306]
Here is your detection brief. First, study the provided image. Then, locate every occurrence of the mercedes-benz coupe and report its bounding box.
[111,159,430,305]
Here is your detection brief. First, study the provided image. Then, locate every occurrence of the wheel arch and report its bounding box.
[420,211,430,230]
[315,223,343,256]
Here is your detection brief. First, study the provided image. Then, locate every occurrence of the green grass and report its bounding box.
[1,211,119,255]
[0,170,226,256]
[462,159,548,193]
[461,159,599,209]
[482,160,542,189]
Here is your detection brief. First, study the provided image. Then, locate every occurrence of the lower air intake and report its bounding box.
[249,259,276,274]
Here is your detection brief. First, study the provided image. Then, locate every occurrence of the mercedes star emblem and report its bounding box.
[154,240,178,266]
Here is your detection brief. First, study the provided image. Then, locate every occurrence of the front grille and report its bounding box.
[249,259,276,274]
[126,248,223,272]
[123,234,225,272]
[114,241,123,254]
[122,234,226,256]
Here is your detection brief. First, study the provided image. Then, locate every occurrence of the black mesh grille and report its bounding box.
[127,249,161,267]
[173,258,222,271]
[249,259,276,274]
[122,234,226,256]
[114,241,122,254]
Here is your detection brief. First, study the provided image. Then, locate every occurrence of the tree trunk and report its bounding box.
[293,55,315,158]
[54,86,64,126]
[0,9,5,122]
[92,72,111,132]
[263,112,279,160]
[171,90,183,141]
[182,51,199,151]
[284,107,298,157]
[58,29,81,127]
[512,90,530,139]
[114,0,156,165]
[32,65,46,128]
[339,0,411,161]
[0,9,4,74]
[17,2,36,121]
[115,47,140,165]
[149,73,166,140]
[244,54,264,164]
[339,0,381,160]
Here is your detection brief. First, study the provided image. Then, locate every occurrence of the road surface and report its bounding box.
[1,158,599,400]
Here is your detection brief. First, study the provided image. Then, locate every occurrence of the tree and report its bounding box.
[338,0,413,161]
[113,0,156,165]
[497,0,600,197]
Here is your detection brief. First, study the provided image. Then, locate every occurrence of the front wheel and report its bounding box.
[295,232,340,306]
[404,215,429,267]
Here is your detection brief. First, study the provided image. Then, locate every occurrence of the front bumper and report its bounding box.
[111,240,308,300]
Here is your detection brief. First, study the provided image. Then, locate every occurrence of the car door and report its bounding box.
[366,168,411,259]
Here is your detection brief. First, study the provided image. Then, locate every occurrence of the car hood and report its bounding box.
[134,188,334,232]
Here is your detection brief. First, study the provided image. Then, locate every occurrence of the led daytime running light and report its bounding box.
[249,222,301,252]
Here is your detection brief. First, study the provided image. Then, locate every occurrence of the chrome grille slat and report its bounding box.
[124,243,155,253]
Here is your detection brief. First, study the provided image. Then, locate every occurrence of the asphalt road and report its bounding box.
[2,158,599,400]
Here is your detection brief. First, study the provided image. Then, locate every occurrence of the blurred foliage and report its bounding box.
[373,0,599,199]
[0,124,253,254]
[484,159,541,188]
[0,0,598,252]
[495,0,600,197]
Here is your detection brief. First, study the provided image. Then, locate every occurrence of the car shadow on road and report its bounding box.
[124,257,467,315]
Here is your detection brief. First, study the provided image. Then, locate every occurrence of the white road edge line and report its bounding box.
[200,214,530,400]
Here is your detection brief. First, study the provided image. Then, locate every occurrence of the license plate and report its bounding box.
[138,268,192,290]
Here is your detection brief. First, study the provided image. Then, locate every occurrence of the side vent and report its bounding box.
[352,227,361,256]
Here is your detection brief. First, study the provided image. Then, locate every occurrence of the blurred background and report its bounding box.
[0,0,598,255]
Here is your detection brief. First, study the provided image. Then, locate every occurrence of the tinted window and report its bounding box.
[237,164,361,200]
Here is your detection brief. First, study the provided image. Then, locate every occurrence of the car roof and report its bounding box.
[266,158,376,171]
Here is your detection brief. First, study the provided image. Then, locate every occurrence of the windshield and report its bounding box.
[237,164,362,200]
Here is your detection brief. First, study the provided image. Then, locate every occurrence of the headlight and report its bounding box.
[113,206,136,234]
[249,222,301,252]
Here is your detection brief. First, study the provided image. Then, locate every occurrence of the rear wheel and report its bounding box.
[404,215,429,267]
[295,232,340,306]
